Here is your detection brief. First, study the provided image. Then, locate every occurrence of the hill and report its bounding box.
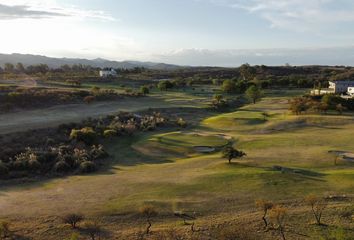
[0,53,182,70]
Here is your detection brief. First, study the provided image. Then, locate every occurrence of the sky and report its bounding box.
[1,0,354,66]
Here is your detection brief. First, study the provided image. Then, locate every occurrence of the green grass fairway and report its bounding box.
[0,89,353,239]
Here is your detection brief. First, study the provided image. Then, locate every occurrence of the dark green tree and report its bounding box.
[222,146,246,164]
[246,85,263,104]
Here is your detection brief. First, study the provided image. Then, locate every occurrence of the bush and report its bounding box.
[0,221,12,239]
[53,160,71,173]
[176,118,187,128]
[62,213,84,229]
[90,145,108,160]
[0,161,9,177]
[140,86,150,95]
[79,161,96,173]
[103,129,117,138]
[70,127,97,145]
[84,96,95,104]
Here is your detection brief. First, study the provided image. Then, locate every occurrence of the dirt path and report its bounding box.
[0,97,174,134]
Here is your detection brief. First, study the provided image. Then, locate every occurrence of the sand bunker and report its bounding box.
[193,146,216,153]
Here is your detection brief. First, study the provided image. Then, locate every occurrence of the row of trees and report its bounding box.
[289,95,351,115]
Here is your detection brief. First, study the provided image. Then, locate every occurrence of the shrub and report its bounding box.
[90,145,108,160]
[79,161,96,173]
[176,118,187,128]
[70,127,97,145]
[53,160,71,173]
[0,161,9,177]
[103,129,117,138]
[0,221,12,239]
[84,96,95,104]
[62,213,84,229]
[140,86,150,95]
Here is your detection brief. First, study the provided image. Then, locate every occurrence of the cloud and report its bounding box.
[205,0,354,31]
[0,1,114,21]
[0,4,67,19]
[154,47,354,66]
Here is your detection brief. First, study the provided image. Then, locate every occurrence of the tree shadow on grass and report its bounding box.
[266,165,326,181]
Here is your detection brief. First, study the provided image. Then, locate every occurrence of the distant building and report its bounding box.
[311,80,354,95]
[348,87,354,96]
[99,69,117,78]
[329,80,354,94]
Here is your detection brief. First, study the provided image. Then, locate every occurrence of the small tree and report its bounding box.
[140,86,150,95]
[261,112,270,121]
[222,146,246,164]
[255,200,274,228]
[305,194,327,225]
[62,213,84,229]
[221,79,236,93]
[269,206,287,240]
[336,104,346,115]
[84,96,95,104]
[140,205,158,234]
[212,94,227,109]
[84,220,102,240]
[0,221,12,239]
[246,85,262,104]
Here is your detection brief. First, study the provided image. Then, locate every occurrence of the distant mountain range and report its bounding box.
[0,53,182,70]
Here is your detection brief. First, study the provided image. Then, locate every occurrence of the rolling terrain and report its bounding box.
[0,90,353,239]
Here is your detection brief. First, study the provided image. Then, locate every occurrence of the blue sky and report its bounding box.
[1,0,354,66]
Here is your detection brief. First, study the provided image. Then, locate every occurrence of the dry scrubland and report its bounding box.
[0,89,353,239]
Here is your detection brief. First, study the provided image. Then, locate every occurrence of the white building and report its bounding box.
[99,69,117,78]
[311,80,354,95]
[348,87,354,96]
[329,80,354,93]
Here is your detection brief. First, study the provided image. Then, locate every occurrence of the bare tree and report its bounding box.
[255,200,274,228]
[62,213,84,229]
[269,206,287,240]
[84,220,102,240]
[140,205,158,234]
[305,194,327,225]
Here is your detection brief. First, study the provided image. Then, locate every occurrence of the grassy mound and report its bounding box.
[133,131,228,157]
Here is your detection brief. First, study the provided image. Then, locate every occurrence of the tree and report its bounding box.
[84,220,102,240]
[305,194,327,225]
[212,94,227,109]
[255,200,274,228]
[246,85,262,104]
[62,213,84,229]
[336,104,346,115]
[261,112,270,121]
[289,97,309,115]
[15,62,25,73]
[269,206,287,240]
[157,80,173,91]
[140,86,150,95]
[4,63,14,73]
[140,205,158,234]
[222,146,246,164]
[239,63,255,81]
[221,79,236,93]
